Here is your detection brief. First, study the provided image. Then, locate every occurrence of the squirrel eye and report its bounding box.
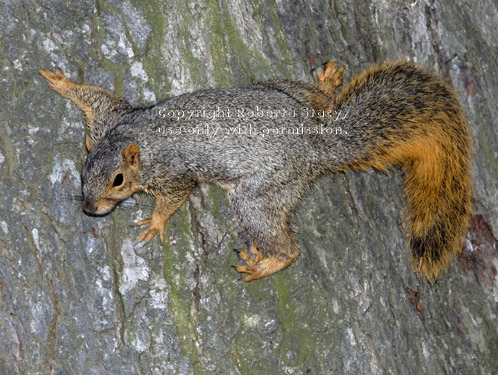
[112,173,124,187]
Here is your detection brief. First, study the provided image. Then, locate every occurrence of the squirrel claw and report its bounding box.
[137,217,152,226]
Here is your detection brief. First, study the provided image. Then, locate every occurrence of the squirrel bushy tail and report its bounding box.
[403,134,472,281]
[324,61,472,281]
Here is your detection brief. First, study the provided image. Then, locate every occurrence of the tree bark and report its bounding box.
[0,0,497,374]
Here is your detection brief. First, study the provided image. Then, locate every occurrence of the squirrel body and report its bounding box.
[40,60,472,282]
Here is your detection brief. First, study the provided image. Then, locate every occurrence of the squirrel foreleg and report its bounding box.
[137,193,190,243]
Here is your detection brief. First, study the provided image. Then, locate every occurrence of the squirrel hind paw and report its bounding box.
[236,245,262,266]
[234,246,296,281]
[309,60,346,114]
[316,61,345,94]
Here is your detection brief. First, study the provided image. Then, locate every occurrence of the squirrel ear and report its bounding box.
[123,144,140,170]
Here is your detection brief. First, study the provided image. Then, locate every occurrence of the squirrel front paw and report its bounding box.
[137,215,167,243]
[233,245,296,281]
[39,69,74,96]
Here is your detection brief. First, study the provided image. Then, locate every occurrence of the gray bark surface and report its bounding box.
[0,0,497,374]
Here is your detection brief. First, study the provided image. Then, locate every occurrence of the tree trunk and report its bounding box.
[0,0,497,374]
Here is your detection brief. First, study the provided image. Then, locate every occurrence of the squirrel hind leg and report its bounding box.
[230,178,308,281]
[234,217,299,281]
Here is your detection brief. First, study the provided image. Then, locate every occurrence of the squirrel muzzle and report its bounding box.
[82,198,119,216]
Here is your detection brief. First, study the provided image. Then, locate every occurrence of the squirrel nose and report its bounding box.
[82,200,97,215]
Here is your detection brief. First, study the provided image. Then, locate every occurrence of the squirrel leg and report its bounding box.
[137,192,190,243]
[230,176,311,281]
[39,69,131,150]
[231,204,300,281]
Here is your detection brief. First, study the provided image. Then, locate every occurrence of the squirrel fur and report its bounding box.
[40,60,472,282]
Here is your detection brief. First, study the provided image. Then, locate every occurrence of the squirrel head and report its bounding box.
[81,142,141,216]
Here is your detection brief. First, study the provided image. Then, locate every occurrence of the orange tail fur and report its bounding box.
[332,61,473,281]
[370,107,472,282]
[403,127,472,281]
[361,116,472,281]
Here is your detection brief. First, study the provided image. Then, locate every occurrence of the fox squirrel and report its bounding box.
[40,60,472,282]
